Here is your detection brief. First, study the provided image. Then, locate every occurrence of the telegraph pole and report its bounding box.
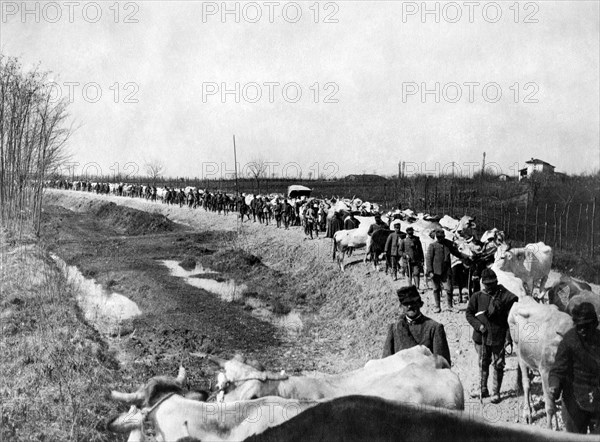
[481,152,486,177]
[233,135,239,196]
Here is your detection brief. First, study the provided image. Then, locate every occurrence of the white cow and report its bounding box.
[494,242,553,297]
[332,223,372,271]
[508,297,573,429]
[203,346,464,410]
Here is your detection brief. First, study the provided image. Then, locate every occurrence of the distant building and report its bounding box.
[345,174,388,182]
[519,158,555,180]
[498,173,511,181]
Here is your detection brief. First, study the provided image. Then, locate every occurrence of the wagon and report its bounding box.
[287,185,312,199]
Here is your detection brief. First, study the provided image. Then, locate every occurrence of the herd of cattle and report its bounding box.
[45,180,600,441]
[106,346,599,441]
[45,179,379,227]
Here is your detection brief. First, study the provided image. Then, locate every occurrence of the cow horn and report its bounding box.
[269,371,289,380]
[258,371,288,381]
[190,352,227,367]
[106,406,144,433]
[176,366,186,385]
[207,354,227,367]
[110,390,145,404]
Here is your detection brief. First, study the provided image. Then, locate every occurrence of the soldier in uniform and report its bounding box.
[399,226,424,290]
[426,229,462,312]
[466,268,518,404]
[384,224,403,281]
[549,302,600,434]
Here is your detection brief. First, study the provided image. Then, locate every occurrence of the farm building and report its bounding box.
[519,158,555,180]
[345,174,387,182]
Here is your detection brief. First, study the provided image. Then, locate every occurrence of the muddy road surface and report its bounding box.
[42,188,574,431]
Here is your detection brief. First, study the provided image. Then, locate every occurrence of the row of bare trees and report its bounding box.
[0,55,71,239]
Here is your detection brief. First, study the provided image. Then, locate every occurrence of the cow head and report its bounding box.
[108,367,213,442]
[480,228,504,245]
[107,405,145,441]
[200,353,288,401]
[111,366,187,408]
[493,242,513,265]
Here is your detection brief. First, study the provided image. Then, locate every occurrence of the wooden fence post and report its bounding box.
[535,205,539,242]
[576,203,582,255]
[480,198,483,226]
[586,203,590,252]
[553,204,557,248]
[524,199,528,243]
[558,205,563,251]
[543,203,548,244]
[591,198,597,258]
[564,203,571,251]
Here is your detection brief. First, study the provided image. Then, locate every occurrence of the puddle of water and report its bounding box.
[250,307,304,334]
[160,259,305,335]
[51,253,141,332]
[160,260,246,302]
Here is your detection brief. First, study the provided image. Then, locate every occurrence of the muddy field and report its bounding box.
[41,188,590,433]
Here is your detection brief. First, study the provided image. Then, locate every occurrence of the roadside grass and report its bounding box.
[1,242,124,441]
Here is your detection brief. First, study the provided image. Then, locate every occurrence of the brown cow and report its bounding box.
[246,394,600,442]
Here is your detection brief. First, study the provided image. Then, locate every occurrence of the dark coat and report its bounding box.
[283,202,293,216]
[344,217,360,230]
[384,231,402,256]
[426,238,460,276]
[549,328,600,412]
[328,216,344,238]
[368,220,388,236]
[400,235,424,264]
[382,314,451,365]
[465,285,518,346]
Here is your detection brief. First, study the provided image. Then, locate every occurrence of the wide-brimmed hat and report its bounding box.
[397,286,421,305]
[572,302,599,326]
[481,268,498,285]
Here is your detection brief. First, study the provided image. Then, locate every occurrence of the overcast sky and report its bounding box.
[2,1,599,180]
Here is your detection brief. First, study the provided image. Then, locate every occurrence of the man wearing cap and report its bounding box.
[382,286,452,366]
[426,229,463,313]
[466,268,518,404]
[344,212,361,230]
[368,214,388,236]
[399,226,424,290]
[384,223,403,280]
[549,302,600,434]
[327,211,344,238]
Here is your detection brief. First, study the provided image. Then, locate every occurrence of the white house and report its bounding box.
[519,158,555,180]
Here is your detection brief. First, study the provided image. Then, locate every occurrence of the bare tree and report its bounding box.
[144,160,164,185]
[526,171,550,206]
[246,157,268,194]
[0,55,71,238]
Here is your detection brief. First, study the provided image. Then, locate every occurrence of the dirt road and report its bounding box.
[43,188,571,428]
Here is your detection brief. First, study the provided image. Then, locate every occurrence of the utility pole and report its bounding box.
[481,152,486,177]
[233,135,239,197]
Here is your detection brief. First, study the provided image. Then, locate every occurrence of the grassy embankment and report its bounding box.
[0,239,124,441]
